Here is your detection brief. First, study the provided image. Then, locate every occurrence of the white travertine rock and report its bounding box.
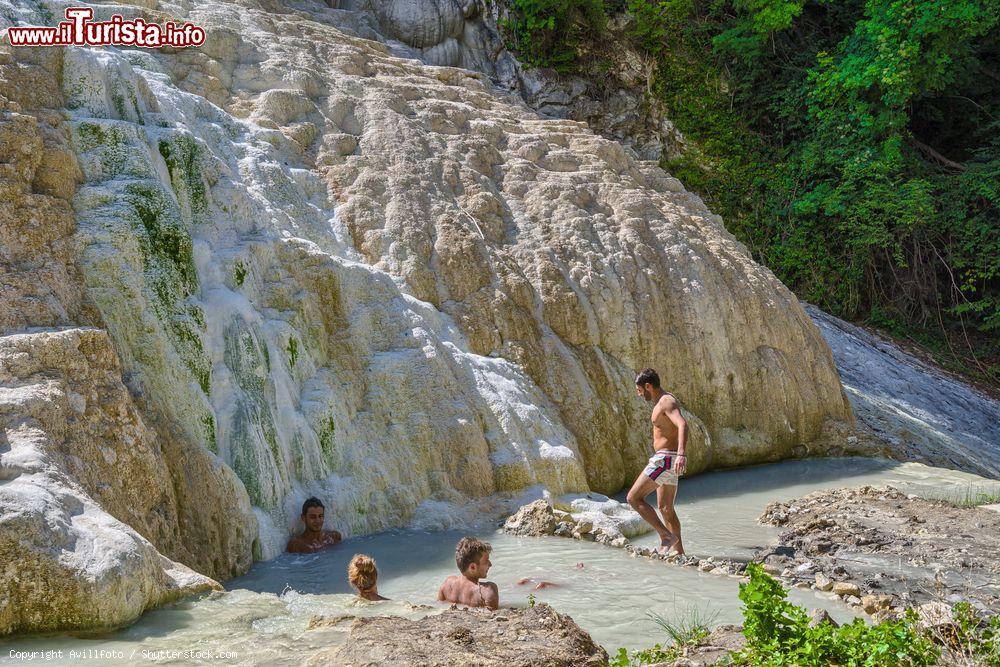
[0,41,251,636]
[560,493,652,540]
[2,0,851,635]
[0,329,224,636]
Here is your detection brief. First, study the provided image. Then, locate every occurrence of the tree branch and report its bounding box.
[909,138,967,172]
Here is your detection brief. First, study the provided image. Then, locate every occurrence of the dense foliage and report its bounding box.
[735,563,938,666]
[498,0,606,70]
[498,0,999,382]
[610,563,982,666]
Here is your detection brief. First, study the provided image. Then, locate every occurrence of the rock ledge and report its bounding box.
[307,603,607,666]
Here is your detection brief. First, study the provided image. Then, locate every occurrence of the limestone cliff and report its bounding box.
[1,0,850,635]
[0,46,252,636]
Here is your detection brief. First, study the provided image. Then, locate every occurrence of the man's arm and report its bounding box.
[287,537,308,554]
[662,396,688,470]
[482,582,500,610]
[328,530,342,543]
[437,579,448,602]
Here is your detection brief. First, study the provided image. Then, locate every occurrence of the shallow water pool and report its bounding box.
[3,457,997,665]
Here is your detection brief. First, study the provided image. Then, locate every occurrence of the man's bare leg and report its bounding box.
[656,484,683,555]
[626,473,675,551]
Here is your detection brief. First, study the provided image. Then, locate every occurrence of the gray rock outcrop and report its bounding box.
[806,305,1000,478]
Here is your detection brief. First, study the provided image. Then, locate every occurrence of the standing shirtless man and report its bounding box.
[626,368,687,555]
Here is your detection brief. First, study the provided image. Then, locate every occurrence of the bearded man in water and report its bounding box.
[626,368,688,555]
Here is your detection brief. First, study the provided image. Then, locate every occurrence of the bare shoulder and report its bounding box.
[652,393,676,418]
[286,536,305,553]
[437,575,458,599]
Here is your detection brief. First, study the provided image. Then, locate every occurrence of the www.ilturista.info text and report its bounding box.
[7,7,205,48]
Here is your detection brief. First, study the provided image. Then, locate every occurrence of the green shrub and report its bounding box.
[499,0,607,70]
[627,0,999,382]
[623,0,692,57]
[735,563,939,666]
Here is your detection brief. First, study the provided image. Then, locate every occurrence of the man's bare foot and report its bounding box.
[533,581,557,590]
[656,534,678,555]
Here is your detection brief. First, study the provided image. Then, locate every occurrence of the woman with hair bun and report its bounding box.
[348,554,388,601]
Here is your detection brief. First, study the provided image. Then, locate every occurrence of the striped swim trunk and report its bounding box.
[643,450,679,487]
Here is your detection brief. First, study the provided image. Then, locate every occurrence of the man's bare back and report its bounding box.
[437,574,499,609]
[438,537,499,609]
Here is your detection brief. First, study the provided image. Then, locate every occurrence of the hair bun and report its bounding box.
[348,554,378,592]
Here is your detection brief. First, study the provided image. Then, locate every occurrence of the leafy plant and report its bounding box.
[608,644,681,667]
[735,562,939,666]
[499,0,607,70]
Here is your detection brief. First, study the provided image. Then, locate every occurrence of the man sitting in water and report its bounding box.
[626,368,688,555]
[286,497,342,554]
[437,537,499,610]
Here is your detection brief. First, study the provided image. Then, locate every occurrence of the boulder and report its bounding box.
[0,330,229,636]
[832,582,861,597]
[808,609,839,628]
[307,604,607,666]
[554,521,575,537]
[814,573,833,591]
[860,595,893,615]
[503,500,557,536]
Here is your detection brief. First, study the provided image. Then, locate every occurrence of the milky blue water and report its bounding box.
[4,458,996,665]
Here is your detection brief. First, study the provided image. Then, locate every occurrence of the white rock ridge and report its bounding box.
[0,40,249,636]
[3,0,851,633]
[808,305,999,479]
